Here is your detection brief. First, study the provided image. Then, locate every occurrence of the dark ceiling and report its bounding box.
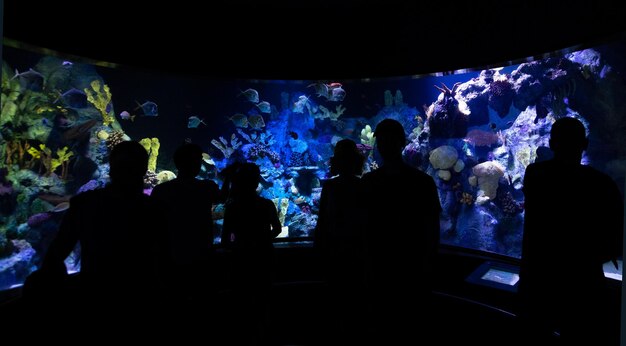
[3,1,626,80]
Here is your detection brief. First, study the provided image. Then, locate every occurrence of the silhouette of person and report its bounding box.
[33,140,168,333]
[221,162,282,344]
[519,117,623,345]
[314,138,367,341]
[360,118,442,343]
[150,142,222,306]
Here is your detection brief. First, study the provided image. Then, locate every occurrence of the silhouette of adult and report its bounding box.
[314,138,367,341]
[33,140,168,333]
[361,118,442,343]
[221,162,282,344]
[150,142,222,306]
[519,117,623,345]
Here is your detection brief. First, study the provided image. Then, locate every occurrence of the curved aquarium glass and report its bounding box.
[1,36,625,292]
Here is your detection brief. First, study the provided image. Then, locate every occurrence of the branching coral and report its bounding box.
[52,147,73,179]
[84,80,115,126]
[27,144,73,178]
[315,105,345,121]
[211,134,242,159]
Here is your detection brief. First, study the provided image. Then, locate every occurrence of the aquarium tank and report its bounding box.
[1,36,625,293]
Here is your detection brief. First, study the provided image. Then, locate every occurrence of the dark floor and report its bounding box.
[0,246,621,345]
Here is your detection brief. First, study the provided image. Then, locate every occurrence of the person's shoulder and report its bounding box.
[523,160,553,176]
[151,179,176,191]
[581,165,617,186]
[361,169,380,181]
[407,164,431,178]
[257,196,276,208]
[198,178,219,188]
[321,176,341,187]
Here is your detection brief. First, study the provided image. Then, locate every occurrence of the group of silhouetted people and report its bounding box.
[314,117,622,345]
[314,119,442,344]
[19,116,623,345]
[21,140,281,342]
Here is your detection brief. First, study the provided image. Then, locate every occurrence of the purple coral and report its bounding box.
[27,212,52,227]
[77,179,101,194]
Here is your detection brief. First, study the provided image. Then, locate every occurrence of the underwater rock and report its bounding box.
[0,240,36,290]
[429,145,458,170]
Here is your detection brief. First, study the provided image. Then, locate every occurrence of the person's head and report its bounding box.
[548,117,588,162]
[173,143,203,178]
[109,141,149,191]
[231,162,261,196]
[330,139,365,176]
[373,118,407,161]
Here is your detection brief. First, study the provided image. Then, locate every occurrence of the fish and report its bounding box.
[238,88,259,103]
[53,88,88,108]
[38,193,71,204]
[228,113,249,128]
[134,100,159,116]
[62,119,99,141]
[256,101,271,113]
[187,116,207,128]
[41,118,53,127]
[292,95,310,114]
[12,68,44,91]
[329,86,346,102]
[119,111,136,121]
[248,114,266,130]
[50,201,71,213]
[307,82,329,98]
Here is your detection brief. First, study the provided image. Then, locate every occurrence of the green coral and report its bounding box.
[394,90,404,106]
[84,80,115,126]
[360,124,376,146]
[384,90,393,107]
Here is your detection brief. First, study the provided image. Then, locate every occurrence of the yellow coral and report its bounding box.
[139,138,152,153]
[27,146,41,159]
[84,80,115,126]
[139,137,160,172]
[55,146,73,163]
[149,138,160,172]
